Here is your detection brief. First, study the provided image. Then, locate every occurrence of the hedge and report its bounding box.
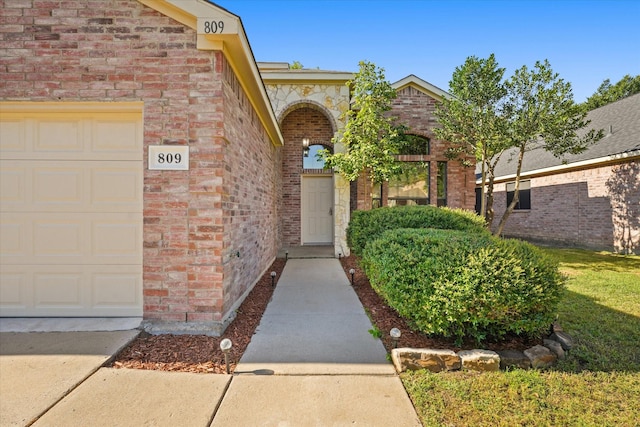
[361,228,564,344]
[347,205,487,255]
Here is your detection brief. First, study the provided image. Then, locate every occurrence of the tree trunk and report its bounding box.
[495,144,526,236]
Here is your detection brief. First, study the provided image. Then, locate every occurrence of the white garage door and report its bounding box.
[0,102,143,317]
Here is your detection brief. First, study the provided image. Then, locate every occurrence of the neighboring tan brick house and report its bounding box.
[482,93,640,254]
[1,0,475,331]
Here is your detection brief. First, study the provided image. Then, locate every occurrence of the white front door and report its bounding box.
[301,176,333,244]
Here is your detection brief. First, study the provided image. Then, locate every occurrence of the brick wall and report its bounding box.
[1,0,281,325]
[280,106,334,246]
[356,86,476,210]
[490,160,640,254]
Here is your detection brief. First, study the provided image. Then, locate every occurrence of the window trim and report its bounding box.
[506,180,531,210]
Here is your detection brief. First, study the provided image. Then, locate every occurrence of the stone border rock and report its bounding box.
[391,323,573,373]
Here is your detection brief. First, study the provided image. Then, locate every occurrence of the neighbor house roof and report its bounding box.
[139,0,283,146]
[483,92,640,182]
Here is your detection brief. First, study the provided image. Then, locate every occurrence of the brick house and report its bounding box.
[482,93,640,254]
[1,0,474,332]
[360,75,476,211]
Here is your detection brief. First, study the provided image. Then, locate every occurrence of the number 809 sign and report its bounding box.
[148,145,189,170]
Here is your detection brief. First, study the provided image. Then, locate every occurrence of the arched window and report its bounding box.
[398,134,430,155]
[303,144,331,169]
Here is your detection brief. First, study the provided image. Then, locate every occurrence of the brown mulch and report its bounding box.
[111,259,286,374]
[112,255,539,374]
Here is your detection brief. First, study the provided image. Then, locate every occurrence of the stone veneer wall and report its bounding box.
[490,160,639,254]
[264,82,351,255]
[1,0,281,327]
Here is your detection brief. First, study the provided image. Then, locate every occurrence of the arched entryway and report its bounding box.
[280,104,335,246]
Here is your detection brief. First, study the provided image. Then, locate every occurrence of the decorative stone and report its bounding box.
[391,348,461,373]
[543,339,566,360]
[496,349,531,370]
[524,345,557,369]
[550,331,574,351]
[457,349,500,371]
[551,322,564,333]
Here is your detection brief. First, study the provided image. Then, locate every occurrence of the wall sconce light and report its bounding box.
[302,137,310,157]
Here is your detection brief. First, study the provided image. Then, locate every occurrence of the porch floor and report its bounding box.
[277,245,335,259]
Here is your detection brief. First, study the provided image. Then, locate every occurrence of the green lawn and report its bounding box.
[402,248,640,426]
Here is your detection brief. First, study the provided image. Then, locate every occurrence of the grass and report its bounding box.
[401,247,640,426]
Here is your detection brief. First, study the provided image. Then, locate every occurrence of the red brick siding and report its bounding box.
[355,86,476,210]
[490,160,640,254]
[280,106,334,246]
[1,0,281,323]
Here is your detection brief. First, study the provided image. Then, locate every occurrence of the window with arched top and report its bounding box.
[303,144,331,169]
[398,134,430,155]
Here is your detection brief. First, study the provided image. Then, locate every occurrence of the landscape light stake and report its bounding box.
[220,339,233,374]
[390,328,401,349]
[349,268,355,286]
[270,271,276,287]
[285,251,288,261]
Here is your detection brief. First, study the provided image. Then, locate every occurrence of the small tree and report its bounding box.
[434,54,510,224]
[495,60,604,235]
[582,74,640,111]
[322,61,405,192]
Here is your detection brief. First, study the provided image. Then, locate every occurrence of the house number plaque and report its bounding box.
[148,145,189,170]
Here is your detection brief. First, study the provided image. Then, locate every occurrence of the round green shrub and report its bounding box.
[347,205,487,255]
[362,228,564,344]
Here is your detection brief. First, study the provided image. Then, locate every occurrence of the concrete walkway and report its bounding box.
[0,258,421,426]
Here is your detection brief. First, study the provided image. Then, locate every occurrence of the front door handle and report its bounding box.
[329,207,333,216]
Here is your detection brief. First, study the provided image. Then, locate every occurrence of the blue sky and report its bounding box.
[218,0,639,103]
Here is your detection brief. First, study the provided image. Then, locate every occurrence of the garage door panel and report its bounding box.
[0,118,27,152]
[0,219,26,256]
[91,165,142,207]
[34,272,84,308]
[0,273,30,310]
[93,271,142,309]
[1,111,142,161]
[92,219,141,260]
[93,119,142,155]
[33,218,83,257]
[1,160,141,212]
[0,265,142,317]
[2,213,141,264]
[35,119,84,153]
[0,165,26,203]
[34,166,84,204]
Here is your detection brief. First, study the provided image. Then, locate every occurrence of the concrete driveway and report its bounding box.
[0,330,138,426]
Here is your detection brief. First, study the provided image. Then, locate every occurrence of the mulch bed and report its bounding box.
[112,255,538,374]
[111,259,286,374]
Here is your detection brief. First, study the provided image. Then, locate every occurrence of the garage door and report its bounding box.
[0,102,143,317]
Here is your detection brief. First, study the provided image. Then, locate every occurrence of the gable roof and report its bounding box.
[486,92,640,181]
[392,75,452,101]
[139,0,283,146]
